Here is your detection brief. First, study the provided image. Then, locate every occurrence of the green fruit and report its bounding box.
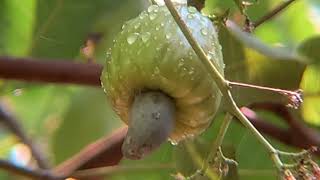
[101,4,224,158]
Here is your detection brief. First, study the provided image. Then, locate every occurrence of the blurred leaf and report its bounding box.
[299,37,320,125]
[298,36,320,64]
[0,0,36,56]
[220,22,306,106]
[277,0,317,44]
[5,85,71,134]
[31,0,143,60]
[52,87,122,164]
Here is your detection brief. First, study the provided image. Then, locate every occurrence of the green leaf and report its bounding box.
[298,36,320,65]
[52,87,122,164]
[31,0,143,60]
[299,36,320,125]
[220,22,306,106]
[0,0,36,56]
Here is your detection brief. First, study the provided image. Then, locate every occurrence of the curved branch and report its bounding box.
[0,105,50,169]
[0,56,102,86]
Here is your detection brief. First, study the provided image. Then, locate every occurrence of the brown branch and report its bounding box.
[0,56,102,86]
[0,104,50,169]
[249,102,320,150]
[54,127,127,177]
[0,159,60,180]
[241,106,320,155]
[1,56,320,177]
[253,0,297,28]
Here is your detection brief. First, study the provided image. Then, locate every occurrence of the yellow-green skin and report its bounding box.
[101,5,224,144]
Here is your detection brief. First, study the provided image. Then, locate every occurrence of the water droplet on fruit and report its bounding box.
[200,28,208,36]
[156,26,160,31]
[149,13,157,20]
[154,67,160,74]
[141,32,151,42]
[187,6,197,14]
[187,14,194,19]
[134,23,141,29]
[160,23,165,27]
[148,5,158,13]
[165,33,171,39]
[127,33,139,44]
[170,141,178,146]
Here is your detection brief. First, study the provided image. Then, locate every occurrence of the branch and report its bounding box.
[0,104,50,169]
[249,103,320,150]
[0,160,60,180]
[0,56,102,86]
[253,0,297,29]
[53,127,127,177]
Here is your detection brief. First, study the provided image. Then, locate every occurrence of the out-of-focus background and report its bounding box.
[0,0,319,179]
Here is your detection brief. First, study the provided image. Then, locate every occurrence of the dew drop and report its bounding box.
[134,23,141,29]
[170,141,178,146]
[160,23,165,27]
[141,32,151,42]
[187,6,197,14]
[165,33,171,40]
[149,13,157,20]
[127,33,139,45]
[187,14,194,19]
[148,5,158,13]
[154,67,160,74]
[200,28,208,36]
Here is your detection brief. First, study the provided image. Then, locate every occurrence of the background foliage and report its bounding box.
[0,0,319,179]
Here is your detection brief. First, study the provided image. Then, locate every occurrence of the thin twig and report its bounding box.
[71,164,174,179]
[253,0,297,28]
[249,103,320,149]
[0,105,50,169]
[0,56,102,86]
[202,113,233,174]
[0,159,61,180]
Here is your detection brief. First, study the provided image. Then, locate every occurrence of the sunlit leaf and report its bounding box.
[221,21,306,106]
[31,0,144,60]
[299,36,320,125]
[52,88,122,164]
[0,0,36,56]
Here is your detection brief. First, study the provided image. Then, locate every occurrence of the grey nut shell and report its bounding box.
[101,5,224,144]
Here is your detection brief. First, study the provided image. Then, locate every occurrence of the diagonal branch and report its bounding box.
[54,127,127,177]
[253,0,297,29]
[0,159,60,180]
[0,105,50,169]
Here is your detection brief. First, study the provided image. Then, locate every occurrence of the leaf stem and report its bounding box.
[164,0,229,93]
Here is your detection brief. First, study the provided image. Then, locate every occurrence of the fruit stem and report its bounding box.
[164,0,288,173]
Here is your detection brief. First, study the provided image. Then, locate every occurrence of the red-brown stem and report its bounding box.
[0,56,102,86]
